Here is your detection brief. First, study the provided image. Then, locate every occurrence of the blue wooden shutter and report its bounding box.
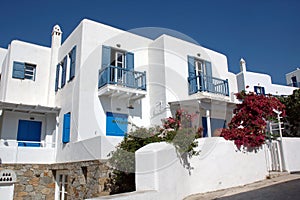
[12,61,25,79]
[261,87,265,95]
[102,46,111,69]
[205,61,213,92]
[188,56,197,94]
[99,46,111,87]
[55,64,60,92]
[126,52,134,87]
[69,46,76,80]
[62,113,71,143]
[61,56,67,88]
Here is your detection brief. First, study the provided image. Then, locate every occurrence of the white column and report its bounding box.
[206,109,212,137]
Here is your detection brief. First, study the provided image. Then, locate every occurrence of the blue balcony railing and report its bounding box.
[98,66,146,90]
[188,74,229,96]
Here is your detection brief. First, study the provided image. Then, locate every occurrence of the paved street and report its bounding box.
[185,173,300,200]
[218,178,300,200]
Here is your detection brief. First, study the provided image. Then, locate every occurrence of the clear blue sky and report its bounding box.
[1,0,299,84]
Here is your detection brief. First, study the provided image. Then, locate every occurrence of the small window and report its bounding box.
[254,86,265,95]
[55,171,69,200]
[12,61,36,81]
[24,63,36,81]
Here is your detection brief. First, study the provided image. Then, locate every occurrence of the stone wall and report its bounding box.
[0,160,111,200]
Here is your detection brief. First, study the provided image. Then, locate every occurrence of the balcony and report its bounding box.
[98,66,147,100]
[188,74,229,96]
[0,139,55,164]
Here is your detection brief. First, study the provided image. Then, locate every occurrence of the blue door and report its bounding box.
[202,117,226,137]
[17,120,42,147]
[106,112,128,136]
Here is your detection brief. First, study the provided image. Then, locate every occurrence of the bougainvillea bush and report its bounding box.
[221,90,286,149]
[106,109,202,194]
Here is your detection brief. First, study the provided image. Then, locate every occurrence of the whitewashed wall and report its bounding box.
[0,111,55,146]
[240,71,296,95]
[1,41,51,106]
[0,47,7,74]
[286,69,300,86]
[134,138,268,200]
[282,138,300,172]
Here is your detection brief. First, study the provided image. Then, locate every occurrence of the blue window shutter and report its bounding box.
[61,56,67,88]
[188,56,197,94]
[55,64,60,92]
[12,61,25,79]
[102,46,111,69]
[126,52,134,70]
[126,52,134,87]
[261,87,265,95]
[69,46,76,80]
[205,61,212,77]
[205,61,213,92]
[62,113,71,143]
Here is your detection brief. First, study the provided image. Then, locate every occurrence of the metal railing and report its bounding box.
[0,139,55,148]
[188,74,229,96]
[98,66,146,90]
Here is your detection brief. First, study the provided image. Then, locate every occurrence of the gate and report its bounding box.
[265,140,283,172]
[265,120,285,172]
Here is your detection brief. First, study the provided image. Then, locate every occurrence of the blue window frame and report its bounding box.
[12,61,36,81]
[62,113,71,143]
[254,86,265,95]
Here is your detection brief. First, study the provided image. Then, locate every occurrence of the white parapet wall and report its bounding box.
[282,137,300,172]
[135,138,268,200]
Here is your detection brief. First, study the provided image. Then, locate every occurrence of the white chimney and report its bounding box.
[240,58,246,73]
[47,25,62,106]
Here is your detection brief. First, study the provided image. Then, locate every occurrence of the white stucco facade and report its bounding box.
[0,19,297,165]
[286,68,300,88]
[237,58,297,96]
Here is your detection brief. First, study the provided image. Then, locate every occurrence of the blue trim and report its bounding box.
[55,64,60,92]
[61,56,68,88]
[106,112,128,136]
[62,113,71,143]
[12,61,25,79]
[17,120,42,147]
[187,56,197,94]
[69,46,76,80]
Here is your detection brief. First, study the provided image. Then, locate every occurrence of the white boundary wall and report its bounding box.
[282,137,300,172]
[134,138,268,200]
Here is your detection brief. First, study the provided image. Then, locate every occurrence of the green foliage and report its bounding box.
[280,89,300,137]
[105,110,201,194]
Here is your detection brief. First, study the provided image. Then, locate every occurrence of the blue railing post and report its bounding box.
[225,79,229,96]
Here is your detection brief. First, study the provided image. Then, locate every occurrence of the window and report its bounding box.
[187,56,212,94]
[291,76,298,87]
[55,171,69,200]
[254,86,265,95]
[62,112,71,143]
[55,46,76,91]
[110,48,125,83]
[69,46,76,81]
[12,61,36,81]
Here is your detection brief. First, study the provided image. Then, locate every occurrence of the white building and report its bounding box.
[286,68,300,88]
[237,58,296,96]
[0,19,297,199]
